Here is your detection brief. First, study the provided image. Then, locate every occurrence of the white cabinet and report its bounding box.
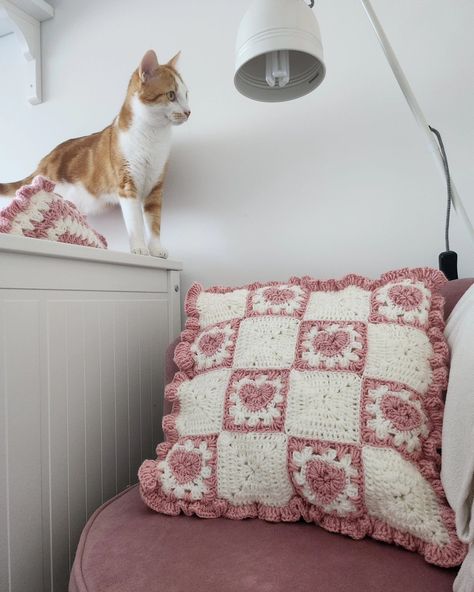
[0,235,182,592]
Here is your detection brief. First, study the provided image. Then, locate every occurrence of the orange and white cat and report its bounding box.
[0,49,190,257]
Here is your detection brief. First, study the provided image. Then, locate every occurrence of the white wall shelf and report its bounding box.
[0,0,54,105]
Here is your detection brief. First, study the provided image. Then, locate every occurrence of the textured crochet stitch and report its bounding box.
[0,176,107,249]
[139,269,467,567]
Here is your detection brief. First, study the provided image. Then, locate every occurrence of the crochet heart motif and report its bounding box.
[263,287,295,304]
[239,383,276,411]
[168,449,202,484]
[199,333,225,356]
[388,285,424,311]
[306,459,346,505]
[313,330,350,357]
[381,395,422,431]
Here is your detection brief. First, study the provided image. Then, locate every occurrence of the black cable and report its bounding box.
[429,126,452,251]
[429,125,458,280]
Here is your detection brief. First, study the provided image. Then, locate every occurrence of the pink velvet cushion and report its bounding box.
[0,175,107,248]
[69,485,458,592]
[139,269,466,567]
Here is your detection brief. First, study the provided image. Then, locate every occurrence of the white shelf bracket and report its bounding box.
[0,0,54,105]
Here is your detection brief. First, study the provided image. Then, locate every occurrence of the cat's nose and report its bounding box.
[184,110,191,119]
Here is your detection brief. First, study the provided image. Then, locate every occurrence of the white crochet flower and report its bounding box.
[228,374,284,427]
[159,439,213,501]
[375,280,431,325]
[366,385,429,453]
[292,446,358,515]
[252,285,305,315]
[302,323,363,369]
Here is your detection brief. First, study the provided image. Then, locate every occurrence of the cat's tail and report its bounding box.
[0,175,35,197]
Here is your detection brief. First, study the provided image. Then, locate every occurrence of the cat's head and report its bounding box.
[133,50,190,125]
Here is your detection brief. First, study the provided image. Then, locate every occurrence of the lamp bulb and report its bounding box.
[265,50,290,88]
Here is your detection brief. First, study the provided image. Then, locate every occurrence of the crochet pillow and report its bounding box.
[139,269,466,567]
[0,175,107,249]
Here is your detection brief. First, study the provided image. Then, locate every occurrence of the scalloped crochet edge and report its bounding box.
[140,268,467,568]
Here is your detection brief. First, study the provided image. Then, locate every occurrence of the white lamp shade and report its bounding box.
[234,0,326,102]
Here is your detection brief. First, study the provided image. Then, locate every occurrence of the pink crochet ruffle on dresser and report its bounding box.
[139,268,467,568]
[0,175,107,249]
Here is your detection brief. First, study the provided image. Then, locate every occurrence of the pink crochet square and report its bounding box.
[0,176,107,249]
[247,282,309,317]
[174,319,240,376]
[370,278,432,329]
[223,369,289,433]
[288,438,364,519]
[139,269,467,567]
[295,320,367,373]
[141,435,218,514]
[361,378,431,460]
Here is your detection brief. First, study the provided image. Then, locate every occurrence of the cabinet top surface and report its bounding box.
[0,234,183,271]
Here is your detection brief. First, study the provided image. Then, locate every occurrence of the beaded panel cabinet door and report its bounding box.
[0,234,181,592]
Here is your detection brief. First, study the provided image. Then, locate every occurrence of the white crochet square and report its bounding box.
[233,316,300,369]
[285,370,361,443]
[363,446,449,545]
[304,287,371,321]
[365,323,433,394]
[175,369,231,436]
[197,290,249,327]
[217,432,293,506]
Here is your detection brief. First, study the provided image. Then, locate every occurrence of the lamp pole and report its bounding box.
[360,0,474,243]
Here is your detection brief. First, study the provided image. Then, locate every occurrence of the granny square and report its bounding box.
[182,320,239,374]
[217,432,293,509]
[233,316,300,369]
[285,371,361,443]
[139,270,467,567]
[365,323,432,393]
[223,369,290,432]
[288,439,364,518]
[247,283,309,317]
[295,320,367,373]
[197,289,249,327]
[304,285,372,321]
[174,369,231,436]
[144,435,218,505]
[361,378,429,458]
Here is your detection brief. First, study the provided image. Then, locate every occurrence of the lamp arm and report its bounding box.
[359,0,474,244]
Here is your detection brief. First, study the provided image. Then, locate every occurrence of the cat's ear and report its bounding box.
[167,51,181,69]
[139,50,159,82]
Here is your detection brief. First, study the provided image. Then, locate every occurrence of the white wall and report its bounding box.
[0,0,473,297]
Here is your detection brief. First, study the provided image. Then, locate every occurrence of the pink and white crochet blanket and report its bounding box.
[0,176,107,249]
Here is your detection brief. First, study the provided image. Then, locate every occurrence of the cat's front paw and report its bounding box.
[130,243,150,256]
[148,240,168,259]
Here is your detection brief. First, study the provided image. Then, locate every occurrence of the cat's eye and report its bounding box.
[167,91,176,101]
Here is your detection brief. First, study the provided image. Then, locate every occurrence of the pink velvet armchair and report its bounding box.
[69,279,474,592]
